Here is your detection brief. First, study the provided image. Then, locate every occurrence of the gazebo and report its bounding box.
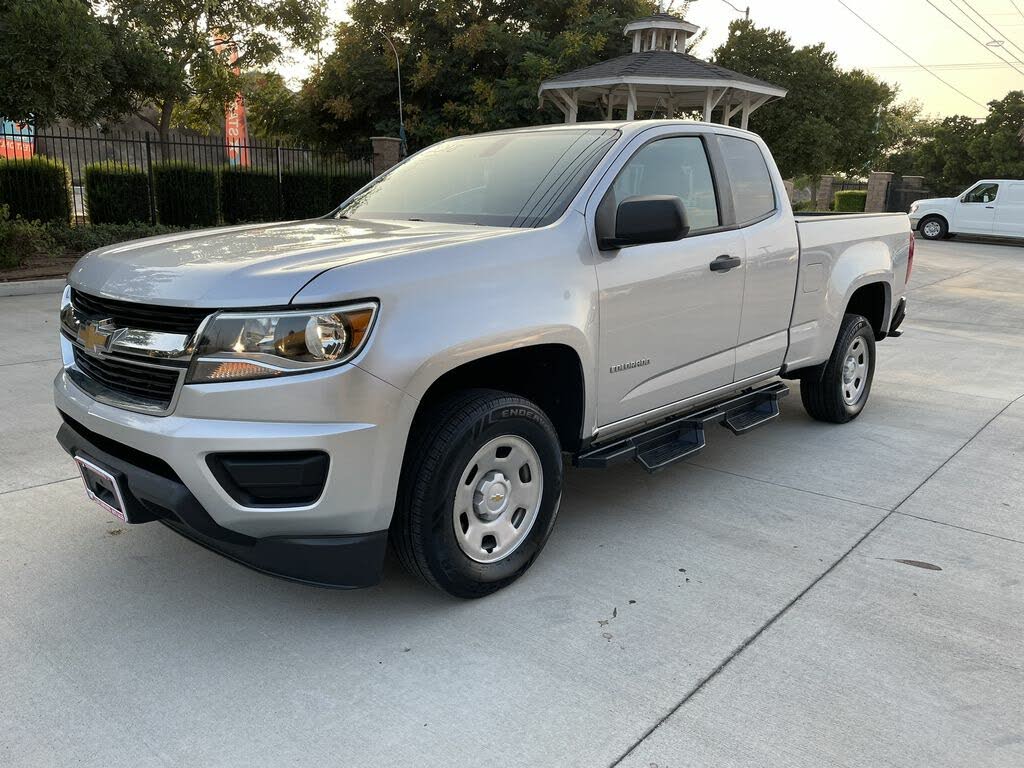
[538,11,786,128]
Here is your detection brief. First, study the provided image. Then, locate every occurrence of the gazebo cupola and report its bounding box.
[538,8,786,127]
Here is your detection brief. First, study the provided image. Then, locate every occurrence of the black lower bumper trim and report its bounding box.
[56,414,387,589]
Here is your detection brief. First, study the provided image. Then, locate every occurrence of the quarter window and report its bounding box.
[611,137,720,231]
[719,136,776,224]
[963,183,999,203]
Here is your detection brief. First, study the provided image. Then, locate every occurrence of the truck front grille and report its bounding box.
[70,289,212,336]
[72,348,182,411]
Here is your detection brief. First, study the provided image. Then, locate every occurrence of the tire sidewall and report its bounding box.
[839,318,876,417]
[422,400,562,593]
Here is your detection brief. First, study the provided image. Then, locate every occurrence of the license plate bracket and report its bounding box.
[74,454,130,523]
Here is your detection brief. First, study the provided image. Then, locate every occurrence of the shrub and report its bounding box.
[329,174,371,206]
[221,167,279,223]
[44,222,183,254]
[0,157,71,224]
[153,162,219,227]
[0,205,58,268]
[280,170,331,219]
[834,190,867,213]
[792,199,815,212]
[84,163,151,224]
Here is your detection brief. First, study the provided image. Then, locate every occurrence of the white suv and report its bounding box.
[910,179,1024,240]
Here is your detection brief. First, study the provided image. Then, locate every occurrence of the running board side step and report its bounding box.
[574,381,789,473]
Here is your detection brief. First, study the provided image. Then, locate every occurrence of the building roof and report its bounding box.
[540,50,785,96]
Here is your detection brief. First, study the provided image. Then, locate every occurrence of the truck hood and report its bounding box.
[68,218,511,307]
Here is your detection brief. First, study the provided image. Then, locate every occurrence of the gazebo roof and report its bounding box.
[537,10,786,128]
[540,50,786,97]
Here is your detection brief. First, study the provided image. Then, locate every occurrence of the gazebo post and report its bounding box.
[741,94,752,130]
[626,85,637,120]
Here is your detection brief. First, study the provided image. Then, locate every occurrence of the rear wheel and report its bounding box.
[800,313,876,423]
[919,215,947,240]
[392,389,563,598]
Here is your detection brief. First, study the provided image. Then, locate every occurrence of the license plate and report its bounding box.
[74,455,129,523]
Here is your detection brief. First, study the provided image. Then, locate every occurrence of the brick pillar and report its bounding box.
[816,175,835,211]
[783,179,796,204]
[371,137,402,176]
[865,171,894,213]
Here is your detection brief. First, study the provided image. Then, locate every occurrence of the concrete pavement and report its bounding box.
[0,238,1021,767]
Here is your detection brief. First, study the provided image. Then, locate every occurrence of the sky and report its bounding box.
[280,0,1024,119]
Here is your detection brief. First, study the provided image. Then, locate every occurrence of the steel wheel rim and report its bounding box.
[922,220,941,238]
[841,334,870,406]
[453,435,544,564]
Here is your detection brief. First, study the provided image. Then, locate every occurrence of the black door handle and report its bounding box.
[710,255,742,272]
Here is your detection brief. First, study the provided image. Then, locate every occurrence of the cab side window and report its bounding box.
[963,183,999,204]
[718,136,777,224]
[611,137,720,231]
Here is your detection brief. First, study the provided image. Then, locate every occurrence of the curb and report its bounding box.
[0,278,66,297]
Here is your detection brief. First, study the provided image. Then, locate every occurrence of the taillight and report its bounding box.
[906,232,915,283]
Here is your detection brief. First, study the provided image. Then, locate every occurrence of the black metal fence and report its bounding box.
[0,126,375,225]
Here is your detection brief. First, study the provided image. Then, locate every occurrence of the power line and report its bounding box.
[1013,0,1024,21]
[834,0,987,108]
[954,0,1024,64]
[923,0,1024,76]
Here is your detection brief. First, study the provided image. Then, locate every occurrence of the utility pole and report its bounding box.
[379,32,407,157]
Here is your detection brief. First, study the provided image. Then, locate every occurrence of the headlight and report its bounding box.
[909,202,919,214]
[186,302,377,383]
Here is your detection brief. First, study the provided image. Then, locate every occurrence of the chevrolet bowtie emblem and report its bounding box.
[490,492,505,503]
[77,319,115,354]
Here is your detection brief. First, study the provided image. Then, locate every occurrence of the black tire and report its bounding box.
[918,215,948,240]
[392,389,563,598]
[800,313,876,424]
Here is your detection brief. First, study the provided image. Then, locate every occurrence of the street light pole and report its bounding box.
[379,31,407,156]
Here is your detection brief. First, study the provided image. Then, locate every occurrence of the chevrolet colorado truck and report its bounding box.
[54,120,912,598]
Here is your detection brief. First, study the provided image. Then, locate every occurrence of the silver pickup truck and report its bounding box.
[54,120,912,597]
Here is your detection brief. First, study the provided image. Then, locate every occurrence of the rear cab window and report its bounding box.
[718,135,777,225]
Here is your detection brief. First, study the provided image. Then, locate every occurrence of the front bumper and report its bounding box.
[57,414,387,588]
[54,332,417,538]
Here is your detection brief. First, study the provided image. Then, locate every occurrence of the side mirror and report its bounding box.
[598,195,690,250]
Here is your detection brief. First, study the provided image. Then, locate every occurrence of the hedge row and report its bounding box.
[833,190,867,212]
[0,157,71,224]
[0,157,371,229]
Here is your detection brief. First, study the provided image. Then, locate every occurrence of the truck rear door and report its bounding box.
[714,135,799,380]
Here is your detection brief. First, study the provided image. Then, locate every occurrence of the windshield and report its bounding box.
[336,129,619,228]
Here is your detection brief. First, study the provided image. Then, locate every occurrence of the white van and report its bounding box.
[910,180,1024,240]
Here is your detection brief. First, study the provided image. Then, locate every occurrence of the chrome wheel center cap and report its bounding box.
[843,357,857,383]
[473,472,511,521]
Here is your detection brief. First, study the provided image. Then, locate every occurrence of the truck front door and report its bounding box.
[590,131,746,427]
[955,182,999,234]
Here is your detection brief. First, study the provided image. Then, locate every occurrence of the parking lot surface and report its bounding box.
[1,238,1021,767]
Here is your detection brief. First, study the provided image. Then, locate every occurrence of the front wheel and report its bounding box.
[918,215,947,240]
[800,313,876,423]
[392,389,563,598]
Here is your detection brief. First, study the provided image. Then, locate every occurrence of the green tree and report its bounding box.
[302,0,658,150]
[99,0,327,142]
[713,20,896,182]
[967,91,1024,181]
[0,0,185,127]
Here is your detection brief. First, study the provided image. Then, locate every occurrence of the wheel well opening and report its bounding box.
[416,345,586,452]
[846,282,888,338]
